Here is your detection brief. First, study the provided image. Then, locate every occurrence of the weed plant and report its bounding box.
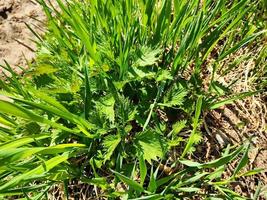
[0,0,266,199]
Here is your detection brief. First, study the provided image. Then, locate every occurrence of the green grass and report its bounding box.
[0,0,266,199]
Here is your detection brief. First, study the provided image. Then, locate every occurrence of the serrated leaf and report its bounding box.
[172,120,187,135]
[31,64,58,76]
[156,70,173,82]
[134,131,164,164]
[131,67,156,79]
[159,89,187,108]
[136,47,161,67]
[96,95,115,123]
[103,134,121,163]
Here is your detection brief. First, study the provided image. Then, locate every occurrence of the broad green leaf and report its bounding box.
[103,134,121,163]
[28,88,69,112]
[0,116,15,128]
[159,90,187,108]
[131,67,156,79]
[172,120,187,135]
[134,131,164,164]
[135,47,161,67]
[156,70,173,82]
[96,95,115,123]
[0,144,85,164]
[29,64,58,76]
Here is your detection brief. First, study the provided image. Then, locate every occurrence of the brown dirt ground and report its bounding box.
[0,0,46,73]
[202,46,267,198]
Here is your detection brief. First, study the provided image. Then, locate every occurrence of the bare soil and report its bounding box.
[0,0,45,73]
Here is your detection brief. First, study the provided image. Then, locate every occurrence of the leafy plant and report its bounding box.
[0,0,265,199]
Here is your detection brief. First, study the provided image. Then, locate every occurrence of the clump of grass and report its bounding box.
[0,0,266,199]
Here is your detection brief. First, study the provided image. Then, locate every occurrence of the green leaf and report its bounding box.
[172,120,187,135]
[111,169,144,193]
[0,99,76,133]
[129,194,163,200]
[0,135,49,150]
[0,153,69,191]
[179,145,244,168]
[81,177,109,190]
[30,64,58,76]
[181,96,202,158]
[135,47,161,67]
[232,143,250,177]
[95,95,115,123]
[84,65,92,120]
[178,172,208,187]
[237,168,264,178]
[148,167,158,193]
[168,172,207,193]
[0,144,85,164]
[28,88,69,113]
[139,155,147,186]
[176,187,201,192]
[253,182,262,200]
[134,130,164,164]
[0,92,95,136]
[209,91,260,110]
[159,89,187,108]
[103,134,121,163]
[218,30,267,60]
[156,70,173,82]
[210,81,229,96]
[131,67,156,79]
